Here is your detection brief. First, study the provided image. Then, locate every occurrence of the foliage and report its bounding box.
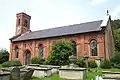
[113,28,120,51]
[110,20,120,68]
[0,49,9,64]
[100,59,111,69]
[31,57,45,64]
[46,40,74,66]
[88,60,97,68]
[111,19,120,30]
[2,60,22,67]
[75,56,86,67]
[111,20,120,51]
[110,51,120,68]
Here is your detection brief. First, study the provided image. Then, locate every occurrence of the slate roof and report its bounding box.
[11,20,103,42]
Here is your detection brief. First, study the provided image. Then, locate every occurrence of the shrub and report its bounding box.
[2,60,22,67]
[75,56,86,67]
[111,51,120,68]
[46,40,74,66]
[0,49,9,64]
[31,57,45,64]
[100,60,111,69]
[88,60,97,68]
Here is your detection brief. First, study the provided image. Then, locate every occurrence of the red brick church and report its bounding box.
[9,12,115,65]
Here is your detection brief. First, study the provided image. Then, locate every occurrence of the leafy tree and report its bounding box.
[111,20,120,51]
[0,49,9,64]
[111,19,120,29]
[46,40,74,66]
[113,28,120,51]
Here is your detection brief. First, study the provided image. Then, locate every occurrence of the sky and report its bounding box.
[0,0,120,52]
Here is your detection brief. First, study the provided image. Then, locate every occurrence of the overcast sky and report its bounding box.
[0,0,120,52]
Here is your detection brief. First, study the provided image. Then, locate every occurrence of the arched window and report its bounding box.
[18,19,20,25]
[15,47,19,58]
[39,44,44,57]
[90,39,98,56]
[24,20,28,27]
[71,40,77,56]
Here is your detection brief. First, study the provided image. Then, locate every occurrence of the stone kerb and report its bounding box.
[59,67,87,80]
[102,71,120,80]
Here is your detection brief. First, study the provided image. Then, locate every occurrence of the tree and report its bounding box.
[0,49,9,64]
[111,19,120,51]
[46,40,74,66]
[110,20,120,68]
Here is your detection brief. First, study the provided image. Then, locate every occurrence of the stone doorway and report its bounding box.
[25,50,31,65]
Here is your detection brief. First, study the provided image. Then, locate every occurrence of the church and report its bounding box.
[9,12,115,65]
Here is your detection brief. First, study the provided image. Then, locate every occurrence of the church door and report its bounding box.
[25,51,31,65]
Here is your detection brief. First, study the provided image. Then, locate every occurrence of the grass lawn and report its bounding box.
[86,68,120,80]
[32,68,120,80]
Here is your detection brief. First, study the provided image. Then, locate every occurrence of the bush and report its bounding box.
[2,60,22,67]
[0,49,9,64]
[100,60,111,69]
[88,60,97,68]
[46,40,74,66]
[111,51,120,68]
[31,57,45,64]
[75,56,86,67]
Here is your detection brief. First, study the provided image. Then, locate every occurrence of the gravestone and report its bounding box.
[20,69,34,80]
[10,67,20,80]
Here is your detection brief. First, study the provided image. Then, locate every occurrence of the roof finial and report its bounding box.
[107,10,109,15]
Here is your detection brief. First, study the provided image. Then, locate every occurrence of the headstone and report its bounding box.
[10,67,20,80]
[20,68,34,80]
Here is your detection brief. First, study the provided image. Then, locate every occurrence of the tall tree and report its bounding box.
[0,49,9,64]
[111,19,120,51]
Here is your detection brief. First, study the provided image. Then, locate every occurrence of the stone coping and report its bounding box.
[103,77,120,79]
[20,69,28,72]
[0,72,10,76]
[39,65,61,68]
[59,68,87,71]
[102,71,120,74]
[1,68,11,72]
[29,64,61,69]
[29,64,39,67]
[28,67,52,71]
[1,68,28,72]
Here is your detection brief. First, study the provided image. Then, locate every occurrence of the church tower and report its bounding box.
[15,12,31,35]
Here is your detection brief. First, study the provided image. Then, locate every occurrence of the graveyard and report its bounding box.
[0,19,120,80]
